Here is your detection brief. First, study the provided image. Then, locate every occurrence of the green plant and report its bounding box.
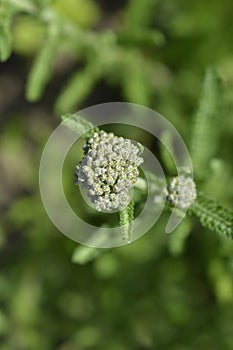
[1,1,233,349]
[1,0,232,255]
[61,74,233,261]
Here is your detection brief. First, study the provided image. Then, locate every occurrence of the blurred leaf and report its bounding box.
[190,67,222,179]
[12,15,45,56]
[125,0,159,29]
[8,0,36,12]
[122,53,151,105]
[55,64,100,114]
[168,218,192,256]
[208,259,233,303]
[10,273,41,325]
[118,29,165,47]
[52,0,100,28]
[0,0,13,61]
[26,21,60,101]
[203,159,233,204]
[72,245,101,264]
[159,129,176,175]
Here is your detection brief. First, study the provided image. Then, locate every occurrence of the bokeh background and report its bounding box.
[0,0,233,349]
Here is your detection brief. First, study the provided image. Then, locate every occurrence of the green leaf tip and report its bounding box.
[26,23,60,102]
[190,67,222,179]
[72,245,101,265]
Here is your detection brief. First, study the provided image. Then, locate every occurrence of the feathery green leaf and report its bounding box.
[188,193,233,239]
[119,200,134,244]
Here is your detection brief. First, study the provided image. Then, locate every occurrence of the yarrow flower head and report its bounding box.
[75,130,144,212]
[166,175,197,210]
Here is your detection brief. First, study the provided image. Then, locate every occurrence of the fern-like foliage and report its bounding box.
[190,67,222,179]
[188,193,233,239]
[119,200,134,243]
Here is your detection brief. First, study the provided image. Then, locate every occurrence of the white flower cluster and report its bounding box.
[166,175,197,210]
[75,131,144,212]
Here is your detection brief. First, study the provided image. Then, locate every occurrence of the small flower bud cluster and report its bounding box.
[75,131,143,212]
[166,175,197,210]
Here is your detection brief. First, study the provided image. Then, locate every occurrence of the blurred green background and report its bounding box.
[0,0,233,349]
